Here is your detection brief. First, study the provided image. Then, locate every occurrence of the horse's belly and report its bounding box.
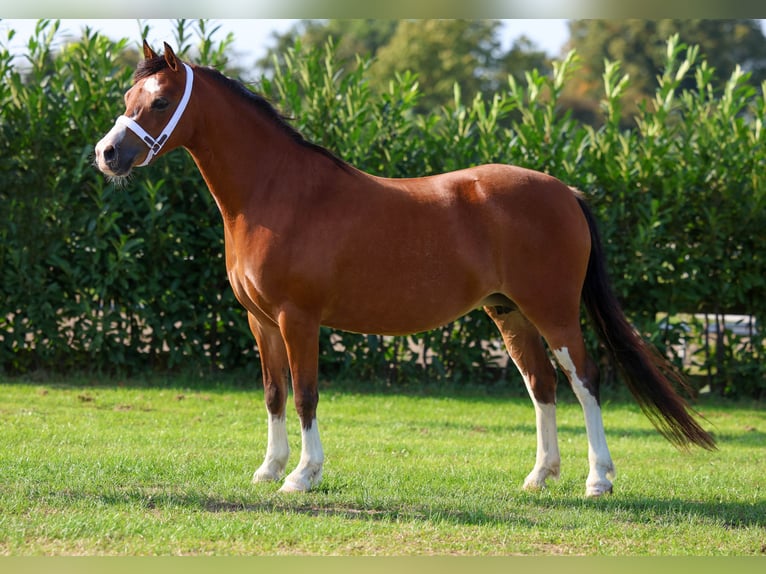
[322,309,469,337]
[320,277,493,336]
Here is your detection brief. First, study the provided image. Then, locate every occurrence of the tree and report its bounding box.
[562,19,766,125]
[258,20,398,75]
[371,20,503,111]
[500,35,553,87]
[259,19,550,112]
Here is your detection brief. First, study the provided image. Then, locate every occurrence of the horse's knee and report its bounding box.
[293,385,319,428]
[264,379,288,415]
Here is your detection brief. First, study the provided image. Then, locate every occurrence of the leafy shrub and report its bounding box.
[1,21,763,397]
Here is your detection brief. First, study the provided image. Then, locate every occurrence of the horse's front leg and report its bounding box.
[278,309,324,493]
[249,314,291,483]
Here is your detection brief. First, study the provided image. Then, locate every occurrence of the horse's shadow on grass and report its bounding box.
[96,482,763,533]
[219,494,763,530]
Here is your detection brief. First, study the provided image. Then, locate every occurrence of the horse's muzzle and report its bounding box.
[95,124,142,177]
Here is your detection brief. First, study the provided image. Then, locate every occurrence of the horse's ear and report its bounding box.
[163,42,180,72]
[142,40,158,60]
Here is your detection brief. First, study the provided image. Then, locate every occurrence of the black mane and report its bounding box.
[134,56,170,81]
[134,56,351,171]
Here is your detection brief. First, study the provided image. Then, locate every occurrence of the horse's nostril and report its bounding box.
[103,144,116,163]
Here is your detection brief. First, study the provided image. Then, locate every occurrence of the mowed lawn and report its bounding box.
[0,376,763,555]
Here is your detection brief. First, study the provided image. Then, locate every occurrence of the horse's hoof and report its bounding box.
[523,478,546,491]
[252,460,287,483]
[252,469,282,483]
[279,481,307,493]
[585,483,613,498]
[278,467,322,493]
[279,476,314,493]
[523,465,559,491]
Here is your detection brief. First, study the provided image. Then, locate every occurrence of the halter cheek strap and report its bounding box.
[116,62,194,167]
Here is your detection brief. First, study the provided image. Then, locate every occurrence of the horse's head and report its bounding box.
[95,42,193,178]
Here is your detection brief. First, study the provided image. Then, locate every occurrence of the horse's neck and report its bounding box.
[185,89,315,224]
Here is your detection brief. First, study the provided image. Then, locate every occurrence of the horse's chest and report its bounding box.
[224,232,284,322]
[226,261,278,323]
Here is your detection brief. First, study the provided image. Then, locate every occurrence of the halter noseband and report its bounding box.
[115,62,194,167]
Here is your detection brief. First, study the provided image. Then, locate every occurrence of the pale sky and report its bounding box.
[8,19,763,75]
[1,19,572,69]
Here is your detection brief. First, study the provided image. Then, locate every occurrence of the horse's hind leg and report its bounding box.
[543,323,616,497]
[248,313,291,483]
[485,306,561,491]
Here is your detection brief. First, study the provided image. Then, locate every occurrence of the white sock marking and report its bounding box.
[253,414,289,482]
[553,347,615,495]
[514,367,560,489]
[281,418,324,492]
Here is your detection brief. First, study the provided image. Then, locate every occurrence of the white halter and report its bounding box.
[115,62,194,167]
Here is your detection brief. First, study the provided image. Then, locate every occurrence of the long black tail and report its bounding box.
[575,193,716,450]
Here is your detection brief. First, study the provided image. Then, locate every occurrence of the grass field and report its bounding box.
[0,375,763,556]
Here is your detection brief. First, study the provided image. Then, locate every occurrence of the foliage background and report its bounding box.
[1,20,764,397]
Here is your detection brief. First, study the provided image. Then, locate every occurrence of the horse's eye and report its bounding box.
[151,97,169,111]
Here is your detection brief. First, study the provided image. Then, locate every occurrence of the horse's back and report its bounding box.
[377,163,588,253]
[374,163,580,216]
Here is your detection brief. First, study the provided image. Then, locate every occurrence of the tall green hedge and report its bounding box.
[1,21,764,397]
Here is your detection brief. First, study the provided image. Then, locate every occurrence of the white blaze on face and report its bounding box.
[144,77,162,95]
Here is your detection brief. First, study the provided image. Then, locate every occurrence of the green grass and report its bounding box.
[0,376,763,555]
